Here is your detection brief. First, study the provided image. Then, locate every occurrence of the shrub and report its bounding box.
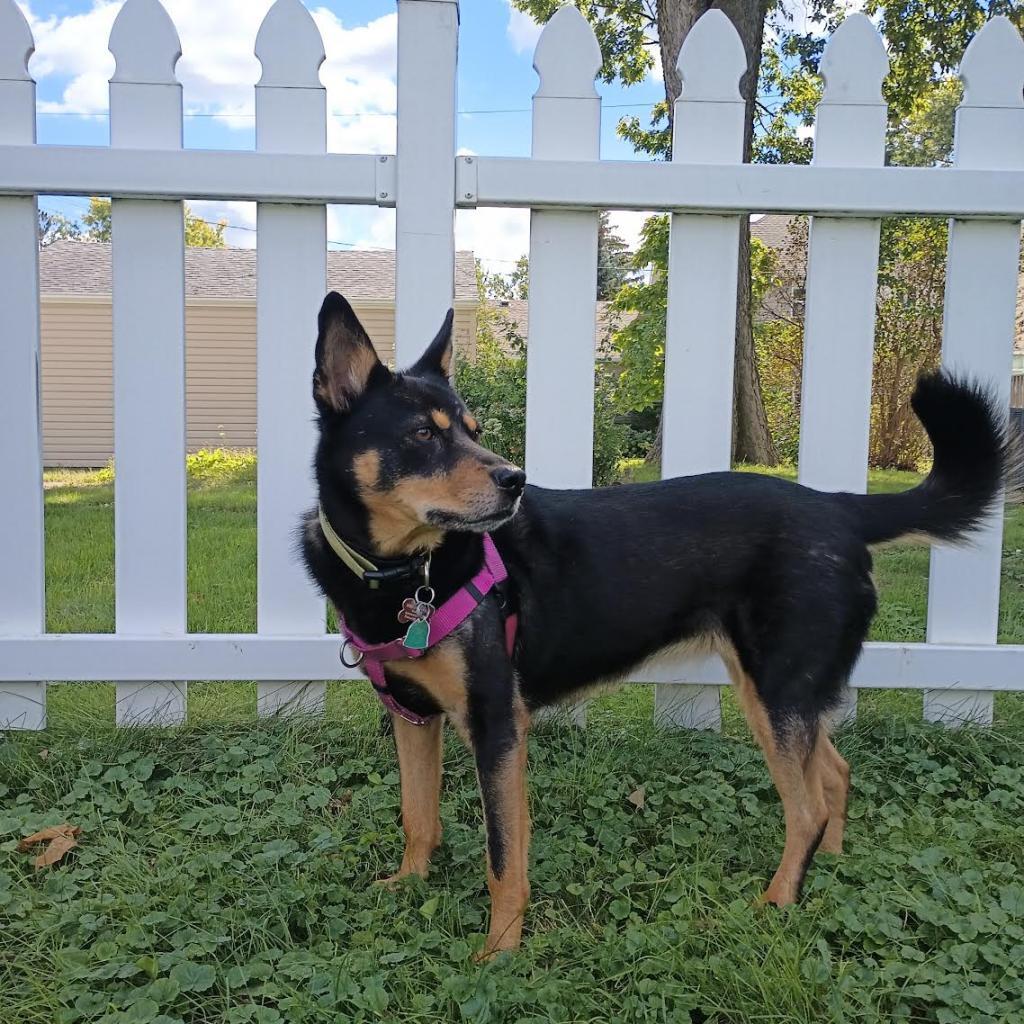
[456,332,646,487]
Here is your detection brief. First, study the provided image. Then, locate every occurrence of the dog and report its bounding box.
[301,291,1010,957]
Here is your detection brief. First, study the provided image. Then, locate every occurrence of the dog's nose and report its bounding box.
[491,466,526,496]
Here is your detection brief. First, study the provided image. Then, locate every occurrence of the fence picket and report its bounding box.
[525,7,602,728]
[254,0,328,717]
[655,11,747,730]
[395,0,458,364]
[924,17,1024,726]
[0,1,45,729]
[798,14,889,725]
[109,0,188,726]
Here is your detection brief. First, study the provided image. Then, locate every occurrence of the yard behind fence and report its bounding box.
[1,0,1023,731]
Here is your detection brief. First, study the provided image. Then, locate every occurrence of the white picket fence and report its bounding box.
[1,0,1023,731]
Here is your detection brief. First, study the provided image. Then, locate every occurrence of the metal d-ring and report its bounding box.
[339,639,365,668]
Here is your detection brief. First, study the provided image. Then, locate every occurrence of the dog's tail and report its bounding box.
[839,371,1016,546]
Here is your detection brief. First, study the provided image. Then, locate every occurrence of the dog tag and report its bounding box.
[403,618,431,650]
[399,586,435,650]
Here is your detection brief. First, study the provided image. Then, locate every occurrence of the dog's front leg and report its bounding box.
[381,713,443,882]
[472,698,531,958]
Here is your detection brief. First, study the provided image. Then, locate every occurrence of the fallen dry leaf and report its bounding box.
[627,786,646,810]
[329,790,353,815]
[38,749,49,761]
[18,824,82,869]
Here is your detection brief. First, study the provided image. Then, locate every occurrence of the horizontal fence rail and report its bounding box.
[0,638,1023,690]
[0,146,394,206]
[3,148,1024,218]
[1,0,1022,730]
[456,158,1024,218]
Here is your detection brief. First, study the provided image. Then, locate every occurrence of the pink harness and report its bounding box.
[339,534,517,725]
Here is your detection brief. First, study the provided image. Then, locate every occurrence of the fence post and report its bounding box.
[394,0,458,365]
[525,7,601,728]
[254,0,328,717]
[108,0,187,726]
[924,17,1024,726]
[798,14,889,726]
[656,11,746,730]
[0,1,46,729]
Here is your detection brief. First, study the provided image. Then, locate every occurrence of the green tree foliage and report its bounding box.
[729,57,972,470]
[456,330,645,487]
[525,0,1020,468]
[477,256,529,302]
[514,1,782,464]
[475,215,634,304]
[610,214,668,415]
[464,258,648,483]
[37,210,82,247]
[759,1,1024,166]
[597,211,637,299]
[612,215,777,422]
[81,197,228,247]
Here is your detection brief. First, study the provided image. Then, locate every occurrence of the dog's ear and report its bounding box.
[314,292,389,413]
[410,309,455,380]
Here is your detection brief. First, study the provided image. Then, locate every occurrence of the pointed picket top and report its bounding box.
[677,9,746,102]
[820,13,888,104]
[0,0,35,82]
[533,5,601,99]
[256,0,326,89]
[959,15,1024,107]
[109,0,181,85]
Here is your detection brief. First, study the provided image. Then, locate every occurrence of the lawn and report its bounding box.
[1,455,1023,1023]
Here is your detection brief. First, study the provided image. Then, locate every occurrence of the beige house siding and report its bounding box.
[41,300,113,467]
[40,298,478,466]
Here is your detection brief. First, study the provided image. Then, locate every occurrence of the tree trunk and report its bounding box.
[648,0,777,467]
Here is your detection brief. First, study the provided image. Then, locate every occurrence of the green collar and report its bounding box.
[317,504,429,590]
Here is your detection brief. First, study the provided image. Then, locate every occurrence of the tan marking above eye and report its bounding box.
[430,409,452,430]
[463,414,479,433]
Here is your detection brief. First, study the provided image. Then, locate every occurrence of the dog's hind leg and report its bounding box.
[726,656,829,906]
[812,729,850,854]
[380,713,444,883]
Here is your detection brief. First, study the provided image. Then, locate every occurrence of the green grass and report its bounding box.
[2,456,1023,1022]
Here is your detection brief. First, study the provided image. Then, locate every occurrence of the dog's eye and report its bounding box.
[412,426,434,442]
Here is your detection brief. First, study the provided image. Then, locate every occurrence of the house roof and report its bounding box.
[750,213,796,252]
[38,240,478,303]
[483,298,635,358]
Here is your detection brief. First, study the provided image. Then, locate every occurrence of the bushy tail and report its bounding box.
[841,371,1015,546]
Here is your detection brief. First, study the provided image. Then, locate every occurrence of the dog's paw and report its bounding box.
[374,866,426,887]
[473,943,516,964]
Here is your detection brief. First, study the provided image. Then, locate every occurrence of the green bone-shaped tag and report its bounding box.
[403,619,430,650]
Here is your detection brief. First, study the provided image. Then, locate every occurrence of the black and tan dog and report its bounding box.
[301,292,1010,957]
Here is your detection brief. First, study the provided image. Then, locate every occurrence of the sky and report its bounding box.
[19,0,672,271]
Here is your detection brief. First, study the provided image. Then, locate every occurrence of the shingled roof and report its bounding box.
[38,241,478,303]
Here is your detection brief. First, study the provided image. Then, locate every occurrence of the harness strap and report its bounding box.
[340,534,517,726]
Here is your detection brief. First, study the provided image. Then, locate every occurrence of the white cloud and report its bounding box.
[21,0,398,154]
[505,1,542,56]
[455,207,530,273]
[606,210,654,253]
[189,199,256,247]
